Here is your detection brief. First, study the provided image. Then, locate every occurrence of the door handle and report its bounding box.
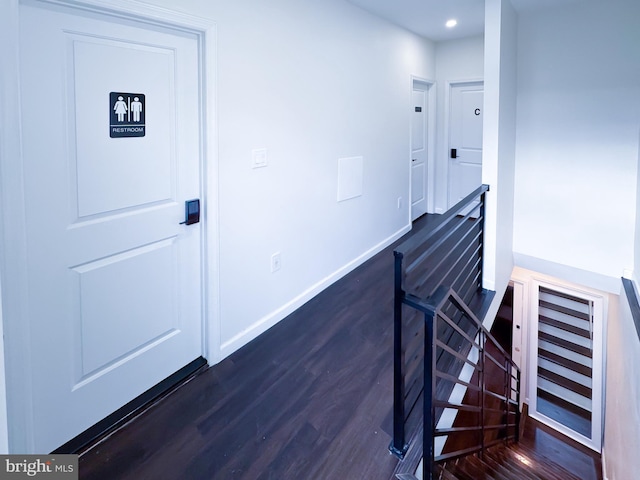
[412,158,417,162]
[450,148,457,159]
[179,199,200,225]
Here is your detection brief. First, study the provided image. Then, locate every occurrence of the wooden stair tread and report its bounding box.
[537,367,592,399]
[434,463,461,480]
[538,315,591,338]
[483,447,544,480]
[465,453,513,480]
[438,442,587,480]
[538,331,592,358]
[537,348,592,377]
[482,455,556,479]
[446,457,493,480]
[511,443,584,480]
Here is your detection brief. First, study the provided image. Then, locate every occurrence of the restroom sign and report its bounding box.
[110,92,145,138]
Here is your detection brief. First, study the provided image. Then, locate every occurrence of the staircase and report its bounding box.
[432,408,602,480]
[412,284,603,480]
[436,441,582,480]
[389,187,603,480]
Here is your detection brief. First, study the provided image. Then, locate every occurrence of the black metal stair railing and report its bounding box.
[390,185,490,461]
[392,284,521,480]
[388,184,522,479]
[427,288,520,477]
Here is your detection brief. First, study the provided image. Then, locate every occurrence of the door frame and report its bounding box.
[0,0,219,453]
[510,278,530,411]
[512,268,606,452]
[444,79,484,210]
[409,75,436,219]
[529,279,605,452]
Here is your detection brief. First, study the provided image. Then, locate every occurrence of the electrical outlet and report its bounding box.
[271,252,281,273]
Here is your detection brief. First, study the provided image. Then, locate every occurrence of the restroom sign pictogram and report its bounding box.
[110,92,145,138]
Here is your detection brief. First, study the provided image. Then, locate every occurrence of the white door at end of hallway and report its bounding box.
[448,82,483,208]
[411,84,429,220]
[17,2,204,453]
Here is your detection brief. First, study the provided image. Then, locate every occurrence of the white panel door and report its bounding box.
[448,82,483,208]
[19,2,203,453]
[411,85,428,220]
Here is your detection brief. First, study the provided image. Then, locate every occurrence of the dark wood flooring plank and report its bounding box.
[78,211,500,480]
[520,417,602,480]
[79,216,447,479]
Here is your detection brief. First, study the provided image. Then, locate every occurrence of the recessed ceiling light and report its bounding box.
[446,19,458,28]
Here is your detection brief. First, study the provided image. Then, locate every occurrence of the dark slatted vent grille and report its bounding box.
[536,286,593,437]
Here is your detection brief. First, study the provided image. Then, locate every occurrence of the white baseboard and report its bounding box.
[218,224,412,360]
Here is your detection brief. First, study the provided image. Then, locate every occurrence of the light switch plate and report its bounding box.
[252,148,268,168]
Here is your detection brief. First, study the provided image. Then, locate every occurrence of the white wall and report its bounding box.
[604,288,640,479]
[481,0,518,310]
[514,0,640,281]
[143,0,436,358]
[635,137,640,283]
[433,35,484,214]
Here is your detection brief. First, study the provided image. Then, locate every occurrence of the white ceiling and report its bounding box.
[345,0,592,42]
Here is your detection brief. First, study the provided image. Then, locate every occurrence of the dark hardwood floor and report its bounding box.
[520,414,602,480]
[79,216,441,480]
[78,214,601,480]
